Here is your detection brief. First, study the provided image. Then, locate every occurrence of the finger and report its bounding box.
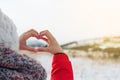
[22,46,38,52]
[37,47,49,52]
[39,30,55,41]
[27,29,38,37]
[39,36,49,44]
[30,29,38,37]
[24,29,38,40]
[26,29,37,33]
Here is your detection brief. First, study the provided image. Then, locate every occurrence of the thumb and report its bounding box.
[37,47,49,52]
[21,46,38,52]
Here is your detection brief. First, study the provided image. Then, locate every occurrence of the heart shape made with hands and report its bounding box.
[20,30,51,52]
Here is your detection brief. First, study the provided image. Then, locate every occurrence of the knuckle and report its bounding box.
[45,30,49,33]
[30,29,35,32]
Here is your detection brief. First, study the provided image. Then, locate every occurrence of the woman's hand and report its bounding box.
[37,30,64,54]
[19,29,38,52]
[19,29,64,54]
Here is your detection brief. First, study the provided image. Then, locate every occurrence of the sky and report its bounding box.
[0,0,120,44]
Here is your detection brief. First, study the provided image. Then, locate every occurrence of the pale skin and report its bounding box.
[19,29,64,54]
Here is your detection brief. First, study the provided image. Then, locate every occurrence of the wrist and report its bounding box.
[54,47,64,54]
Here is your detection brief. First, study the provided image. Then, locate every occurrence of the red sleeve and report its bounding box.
[50,53,74,80]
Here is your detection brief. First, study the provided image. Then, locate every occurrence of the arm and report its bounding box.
[37,30,74,80]
[51,53,74,80]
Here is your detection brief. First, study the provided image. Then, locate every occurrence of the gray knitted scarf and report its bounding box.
[0,47,47,80]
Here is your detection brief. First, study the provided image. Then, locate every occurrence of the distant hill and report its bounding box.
[62,36,120,49]
[62,36,120,58]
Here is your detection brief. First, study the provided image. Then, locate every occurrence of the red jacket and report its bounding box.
[51,53,74,80]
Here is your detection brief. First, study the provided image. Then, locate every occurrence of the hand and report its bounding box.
[19,29,38,52]
[37,30,64,54]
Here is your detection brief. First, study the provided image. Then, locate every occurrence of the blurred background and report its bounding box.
[0,0,120,80]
